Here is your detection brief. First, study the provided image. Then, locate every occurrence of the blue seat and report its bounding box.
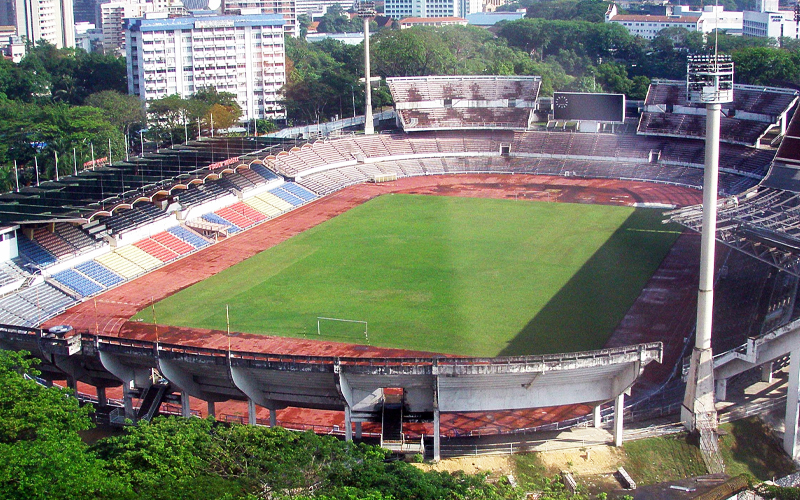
[168,226,211,249]
[202,213,242,233]
[18,235,57,267]
[75,261,124,288]
[52,269,104,297]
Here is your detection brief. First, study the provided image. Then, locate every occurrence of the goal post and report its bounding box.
[316,316,369,344]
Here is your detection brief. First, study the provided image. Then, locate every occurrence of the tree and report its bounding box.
[732,47,800,86]
[316,4,363,33]
[372,28,455,77]
[282,37,360,124]
[525,0,609,22]
[85,90,146,137]
[16,43,127,105]
[0,350,127,500]
[205,103,240,133]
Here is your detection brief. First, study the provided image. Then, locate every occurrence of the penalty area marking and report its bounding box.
[317,316,369,344]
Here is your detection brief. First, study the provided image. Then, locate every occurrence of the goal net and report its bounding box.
[316,317,369,343]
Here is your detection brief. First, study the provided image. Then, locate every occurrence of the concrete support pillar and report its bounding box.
[433,409,441,462]
[614,393,625,447]
[123,382,135,421]
[97,386,107,407]
[715,377,728,402]
[207,401,216,419]
[344,406,353,442]
[181,391,191,418]
[593,404,602,428]
[269,407,277,427]
[66,376,76,392]
[355,422,362,440]
[783,348,800,458]
[248,399,256,426]
[762,362,774,383]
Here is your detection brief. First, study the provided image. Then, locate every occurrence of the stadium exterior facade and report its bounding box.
[0,326,661,459]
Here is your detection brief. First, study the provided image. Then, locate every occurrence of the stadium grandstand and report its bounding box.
[639,79,798,147]
[1,74,800,459]
[387,76,541,131]
[668,104,800,276]
[0,75,790,336]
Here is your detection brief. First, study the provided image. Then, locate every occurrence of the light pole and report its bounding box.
[358,1,376,135]
[682,54,733,436]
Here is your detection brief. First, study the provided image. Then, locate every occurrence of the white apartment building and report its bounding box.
[605,4,744,39]
[674,5,743,34]
[293,0,351,17]
[14,0,75,48]
[385,0,480,21]
[222,0,297,36]
[605,5,699,39]
[102,0,154,55]
[126,13,286,121]
[743,0,799,39]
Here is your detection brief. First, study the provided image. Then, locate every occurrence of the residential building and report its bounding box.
[294,0,352,17]
[222,0,297,36]
[75,21,102,52]
[14,0,75,48]
[385,0,479,21]
[465,9,524,26]
[0,0,13,25]
[73,0,97,24]
[125,13,286,121]
[101,0,153,55]
[480,0,511,12]
[674,5,743,34]
[605,4,699,39]
[399,16,466,28]
[0,26,25,61]
[743,0,799,39]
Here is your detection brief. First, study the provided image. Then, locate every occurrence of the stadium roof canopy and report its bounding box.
[0,137,300,225]
[668,107,800,275]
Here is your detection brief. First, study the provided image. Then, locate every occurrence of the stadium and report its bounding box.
[0,74,799,460]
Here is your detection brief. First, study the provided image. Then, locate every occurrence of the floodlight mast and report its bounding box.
[682,54,733,434]
[358,1,376,135]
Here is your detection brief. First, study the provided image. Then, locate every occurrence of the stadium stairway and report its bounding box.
[136,383,171,422]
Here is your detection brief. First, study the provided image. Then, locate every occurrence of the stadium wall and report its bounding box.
[0,325,662,457]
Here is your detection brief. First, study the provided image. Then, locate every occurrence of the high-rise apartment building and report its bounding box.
[126,13,286,121]
[294,0,352,17]
[384,0,479,21]
[14,0,75,47]
[102,0,153,54]
[222,0,297,36]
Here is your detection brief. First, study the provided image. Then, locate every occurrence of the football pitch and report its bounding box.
[135,194,682,357]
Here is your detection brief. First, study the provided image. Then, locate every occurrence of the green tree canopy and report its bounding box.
[0,350,127,500]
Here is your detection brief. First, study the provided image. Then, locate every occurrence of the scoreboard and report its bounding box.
[552,92,626,123]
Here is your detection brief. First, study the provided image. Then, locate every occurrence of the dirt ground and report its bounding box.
[415,455,515,476]
[414,445,626,492]
[538,446,625,476]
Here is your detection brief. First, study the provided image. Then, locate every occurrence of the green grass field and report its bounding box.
[135,194,681,357]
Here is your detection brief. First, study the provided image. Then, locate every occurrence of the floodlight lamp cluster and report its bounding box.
[687,54,734,104]
[357,1,376,17]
